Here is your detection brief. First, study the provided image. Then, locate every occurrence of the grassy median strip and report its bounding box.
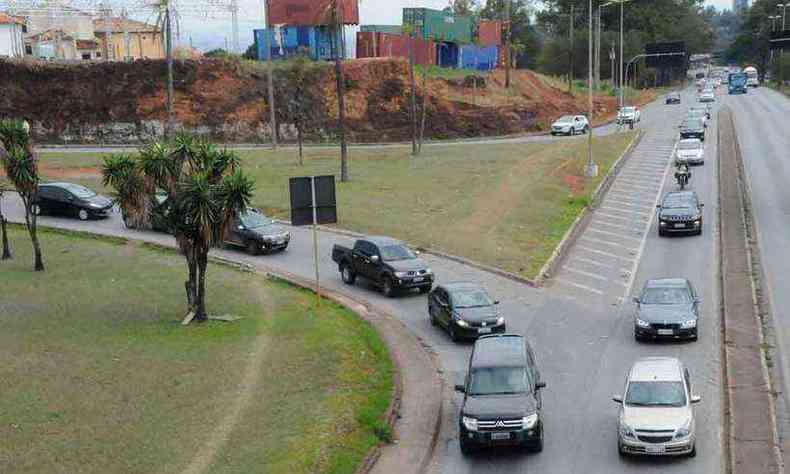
[36,132,635,278]
[0,228,393,474]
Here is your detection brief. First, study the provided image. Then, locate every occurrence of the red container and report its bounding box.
[377,33,436,66]
[478,20,502,46]
[356,31,377,58]
[268,0,359,26]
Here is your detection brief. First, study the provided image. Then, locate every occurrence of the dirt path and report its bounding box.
[180,334,270,474]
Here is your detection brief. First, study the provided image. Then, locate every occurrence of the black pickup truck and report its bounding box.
[332,236,434,297]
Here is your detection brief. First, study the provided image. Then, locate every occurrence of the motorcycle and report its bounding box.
[675,168,691,190]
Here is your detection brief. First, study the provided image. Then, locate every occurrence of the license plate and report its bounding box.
[646,445,665,454]
[658,329,674,336]
[478,327,492,334]
[491,432,510,441]
[413,277,424,283]
[674,223,686,228]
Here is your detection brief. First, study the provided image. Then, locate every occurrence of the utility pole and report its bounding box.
[595,4,601,89]
[586,0,597,178]
[505,0,512,89]
[610,45,615,87]
[332,2,349,181]
[569,4,574,93]
[619,0,624,108]
[264,0,277,149]
[230,0,239,54]
[409,25,417,155]
[165,5,174,137]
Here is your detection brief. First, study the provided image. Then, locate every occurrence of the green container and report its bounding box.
[403,8,472,44]
[360,25,402,35]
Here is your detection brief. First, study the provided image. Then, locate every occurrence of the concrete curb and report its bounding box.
[535,129,645,283]
[717,107,784,474]
[8,222,442,474]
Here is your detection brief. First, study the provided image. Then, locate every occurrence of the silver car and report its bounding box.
[698,90,715,103]
[614,357,701,457]
[675,139,705,166]
[550,115,590,136]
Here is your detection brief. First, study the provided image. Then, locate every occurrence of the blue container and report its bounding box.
[437,42,460,68]
[313,26,343,60]
[459,45,498,71]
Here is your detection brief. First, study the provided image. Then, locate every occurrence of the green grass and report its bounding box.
[415,64,483,80]
[0,228,393,474]
[35,132,636,278]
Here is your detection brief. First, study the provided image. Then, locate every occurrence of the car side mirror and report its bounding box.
[370,255,380,263]
[632,296,640,304]
[695,297,702,304]
[414,250,421,256]
[536,381,547,390]
[656,204,662,209]
[612,395,623,403]
[237,225,245,231]
[691,395,702,404]
[494,300,500,305]
[699,203,704,208]
[455,384,466,393]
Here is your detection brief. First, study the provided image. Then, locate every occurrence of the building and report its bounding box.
[22,5,94,41]
[0,12,26,58]
[26,29,79,59]
[93,17,163,61]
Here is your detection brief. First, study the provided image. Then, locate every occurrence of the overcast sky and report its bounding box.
[179,0,734,51]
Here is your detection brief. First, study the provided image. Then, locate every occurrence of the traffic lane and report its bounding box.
[724,87,790,438]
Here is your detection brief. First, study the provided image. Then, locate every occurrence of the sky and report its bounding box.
[178,0,733,51]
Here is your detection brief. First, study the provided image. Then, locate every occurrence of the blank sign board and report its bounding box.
[289,176,338,226]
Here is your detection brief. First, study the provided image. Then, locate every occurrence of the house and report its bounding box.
[93,18,163,60]
[0,12,26,58]
[26,29,79,60]
[23,5,94,41]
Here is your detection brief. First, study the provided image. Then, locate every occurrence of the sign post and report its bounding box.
[289,176,338,308]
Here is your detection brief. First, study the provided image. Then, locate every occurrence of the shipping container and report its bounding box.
[255,26,347,61]
[477,20,502,46]
[403,8,472,44]
[313,26,344,60]
[360,25,402,35]
[356,31,377,58]
[378,33,437,66]
[458,44,499,71]
[268,0,359,26]
[437,42,460,68]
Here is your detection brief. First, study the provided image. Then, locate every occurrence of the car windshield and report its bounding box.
[684,119,703,128]
[620,107,635,113]
[241,211,274,229]
[380,245,416,261]
[678,141,702,151]
[451,288,494,308]
[641,286,692,304]
[663,195,695,209]
[468,367,530,396]
[625,381,686,407]
[64,184,96,199]
[557,115,574,122]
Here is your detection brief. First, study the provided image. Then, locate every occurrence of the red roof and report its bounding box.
[0,12,25,25]
[268,0,359,26]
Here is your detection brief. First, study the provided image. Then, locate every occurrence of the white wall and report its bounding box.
[0,24,25,57]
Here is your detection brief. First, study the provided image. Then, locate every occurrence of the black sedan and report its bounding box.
[657,191,704,236]
[33,182,113,220]
[679,118,706,141]
[224,208,291,255]
[633,278,700,341]
[665,92,681,104]
[428,282,505,342]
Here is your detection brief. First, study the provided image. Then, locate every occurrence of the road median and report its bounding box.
[718,106,784,474]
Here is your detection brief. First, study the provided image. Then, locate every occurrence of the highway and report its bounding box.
[723,86,790,448]
[3,88,730,473]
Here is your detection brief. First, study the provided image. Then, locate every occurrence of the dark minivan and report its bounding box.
[33,182,113,220]
[455,334,546,455]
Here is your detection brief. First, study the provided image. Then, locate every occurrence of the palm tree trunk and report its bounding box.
[1,212,11,260]
[185,251,197,311]
[22,199,43,271]
[297,124,303,166]
[195,251,208,322]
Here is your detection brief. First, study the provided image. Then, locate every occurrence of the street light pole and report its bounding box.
[586,0,597,178]
[619,0,624,108]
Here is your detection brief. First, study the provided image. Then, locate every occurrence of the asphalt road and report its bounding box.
[2,88,726,474]
[723,86,790,446]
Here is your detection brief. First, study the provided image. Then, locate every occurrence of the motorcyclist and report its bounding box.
[675,161,691,188]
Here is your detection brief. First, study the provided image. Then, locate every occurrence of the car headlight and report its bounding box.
[636,318,651,328]
[659,221,667,226]
[90,203,104,209]
[394,271,409,278]
[462,416,478,432]
[456,318,470,328]
[619,422,637,440]
[675,418,692,439]
[496,316,505,326]
[680,319,697,329]
[522,413,539,430]
[424,268,433,274]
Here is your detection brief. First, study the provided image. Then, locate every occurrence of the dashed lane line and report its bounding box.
[586,227,643,242]
[554,277,605,296]
[563,265,611,282]
[576,245,636,262]
[588,220,641,232]
[580,236,638,252]
[604,197,655,209]
[594,211,647,223]
[600,205,651,217]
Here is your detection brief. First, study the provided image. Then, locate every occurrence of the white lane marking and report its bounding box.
[564,265,610,281]
[604,197,655,209]
[573,255,612,268]
[589,220,639,232]
[581,236,638,252]
[600,205,651,217]
[595,211,647,223]
[555,277,605,295]
[587,227,643,242]
[576,245,635,262]
[621,140,677,299]
[618,173,665,181]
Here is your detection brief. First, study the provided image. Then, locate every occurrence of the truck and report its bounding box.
[332,236,434,297]
[728,72,748,94]
[744,66,759,87]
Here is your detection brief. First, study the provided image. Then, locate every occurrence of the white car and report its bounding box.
[614,357,701,458]
[617,106,641,125]
[675,139,705,166]
[698,90,715,103]
[550,115,590,136]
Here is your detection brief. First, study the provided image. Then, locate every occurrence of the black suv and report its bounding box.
[633,278,700,341]
[665,92,681,104]
[33,182,113,220]
[657,191,704,236]
[455,334,545,455]
[428,282,506,342]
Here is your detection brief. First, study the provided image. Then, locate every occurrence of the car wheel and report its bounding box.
[530,426,544,453]
[460,437,474,456]
[618,442,629,457]
[341,265,356,285]
[688,444,697,458]
[429,306,437,326]
[449,323,460,343]
[246,240,260,256]
[419,285,431,294]
[382,277,395,298]
[583,125,589,134]
[634,331,643,342]
[32,204,42,216]
[691,329,699,341]
[78,209,89,221]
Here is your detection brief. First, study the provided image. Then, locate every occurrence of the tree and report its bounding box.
[279,55,326,165]
[328,0,352,181]
[243,44,257,60]
[448,0,480,17]
[0,120,43,271]
[480,0,539,70]
[102,136,254,323]
[0,185,11,260]
[205,48,231,57]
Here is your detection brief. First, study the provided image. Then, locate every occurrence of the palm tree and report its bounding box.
[0,185,11,260]
[102,135,254,323]
[0,119,43,271]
